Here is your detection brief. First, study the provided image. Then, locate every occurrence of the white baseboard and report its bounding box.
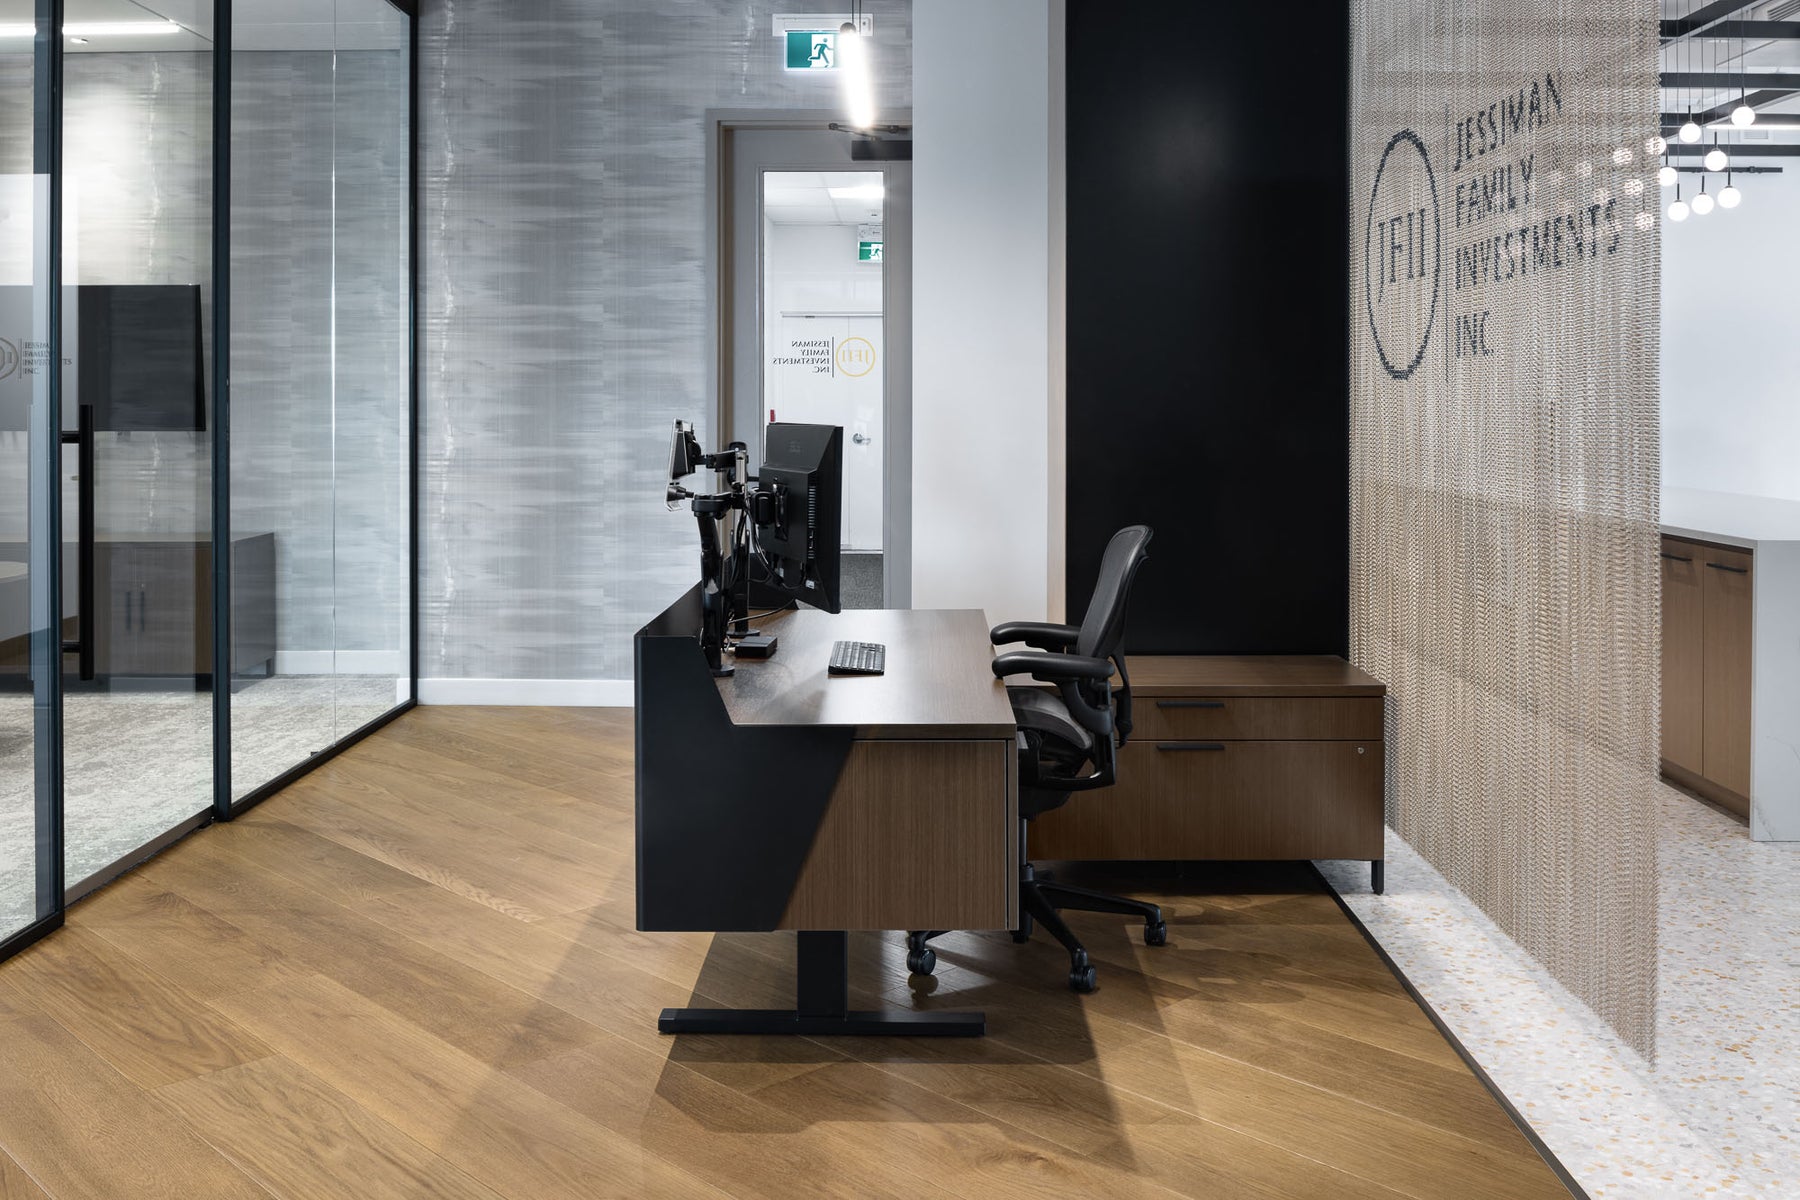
[274,650,407,676]
[417,677,634,707]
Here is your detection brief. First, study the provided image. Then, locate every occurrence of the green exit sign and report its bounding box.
[785,30,837,70]
[858,240,883,262]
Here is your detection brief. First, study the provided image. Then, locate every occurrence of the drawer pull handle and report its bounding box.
[1705,562,1749,574]
[1156,742,1226,752]
[1659,552,1692,563]
[1156,700,1225,710]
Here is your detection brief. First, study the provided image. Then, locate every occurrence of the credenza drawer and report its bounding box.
[1028,738,1384,862]
[1131,695,1383,742]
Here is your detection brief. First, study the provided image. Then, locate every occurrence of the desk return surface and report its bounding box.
[636,592,1017,935]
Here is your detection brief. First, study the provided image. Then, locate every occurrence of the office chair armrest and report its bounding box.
[989,621,1080,650]
[990,651,1112,683]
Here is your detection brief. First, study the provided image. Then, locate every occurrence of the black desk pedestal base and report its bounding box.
[657,931,984,1038]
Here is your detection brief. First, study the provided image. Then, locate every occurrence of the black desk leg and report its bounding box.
[658,931,985,1037]
[1372,860,1385,895]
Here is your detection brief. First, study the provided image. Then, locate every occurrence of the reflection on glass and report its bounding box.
[0,6,50,942]
[60,0,215,887]
[230,0,411,799]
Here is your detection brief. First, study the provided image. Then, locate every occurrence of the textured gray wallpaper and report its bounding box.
[418,1,912,682]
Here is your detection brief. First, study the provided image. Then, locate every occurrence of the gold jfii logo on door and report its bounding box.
[835,337,876,378]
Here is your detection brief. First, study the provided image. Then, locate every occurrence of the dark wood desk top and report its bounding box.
[716,608,1017,739]
[1123,655,1386,697]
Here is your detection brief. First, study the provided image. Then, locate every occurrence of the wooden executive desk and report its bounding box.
[635,588,1017,1036]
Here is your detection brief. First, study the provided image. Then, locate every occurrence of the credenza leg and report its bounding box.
[1371,860,1385,895]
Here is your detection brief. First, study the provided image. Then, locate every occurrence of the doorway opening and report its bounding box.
[712,117,911,609]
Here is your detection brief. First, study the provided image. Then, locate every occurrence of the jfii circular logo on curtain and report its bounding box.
[1364,130,1441,380]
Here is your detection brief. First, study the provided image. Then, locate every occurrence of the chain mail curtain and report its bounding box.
[1350,0,1662,1053]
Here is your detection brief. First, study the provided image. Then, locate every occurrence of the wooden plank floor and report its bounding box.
[0,707,1574,1199]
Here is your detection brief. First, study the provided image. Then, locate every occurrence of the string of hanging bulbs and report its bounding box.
[1662,3,1752,222]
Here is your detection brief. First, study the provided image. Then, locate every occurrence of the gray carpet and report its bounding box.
[840,552,884,609]
[0,675,402,933]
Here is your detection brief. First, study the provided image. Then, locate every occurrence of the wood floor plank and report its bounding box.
[1,928,273,1089]
[0,1014,269,1200]
[152,842,611,1071]
[0,1150,49,1200]
[0,707,1572,1200]
[76,879,308,1001]
[206,973,730,1200]
[156,1056,507,1200]
[509,1034,969,1200]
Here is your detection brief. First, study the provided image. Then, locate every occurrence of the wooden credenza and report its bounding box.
[1027,656,1389,891]
[1660,533,1753,816]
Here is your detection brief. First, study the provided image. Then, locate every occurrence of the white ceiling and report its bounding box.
[764,171,885,227]
[0,0,408,52]
[1662,0,1800,134]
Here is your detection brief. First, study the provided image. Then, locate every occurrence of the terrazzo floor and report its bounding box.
[0,675,403,934]
[1320,784,1800,1200]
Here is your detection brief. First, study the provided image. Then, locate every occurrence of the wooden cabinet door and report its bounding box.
[1659,538,1704,776]
[99,543,205,676]
[1700,544,1753,800]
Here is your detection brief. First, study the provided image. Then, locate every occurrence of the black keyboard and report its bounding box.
[828,640,886,676]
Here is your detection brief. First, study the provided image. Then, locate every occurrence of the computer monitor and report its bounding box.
[752,422,842,615]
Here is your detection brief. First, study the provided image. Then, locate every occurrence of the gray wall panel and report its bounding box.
[418,1,912,682]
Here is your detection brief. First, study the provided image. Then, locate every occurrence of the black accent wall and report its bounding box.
[1064,0,1350,655]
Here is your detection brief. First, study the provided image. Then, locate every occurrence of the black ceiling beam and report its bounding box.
[1662,19,1800,39]
[1662,71,1800,88]
[1666,141,1800,155]
[1661,89,1800,127]
[1661,1,1759,38]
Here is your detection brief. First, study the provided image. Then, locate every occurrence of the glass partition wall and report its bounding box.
[0,0,415,953]
[0,3,61,953]
[229,0,413,799]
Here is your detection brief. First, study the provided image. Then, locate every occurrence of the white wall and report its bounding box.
[1663,167,1800,503]
[912,0,1055,624]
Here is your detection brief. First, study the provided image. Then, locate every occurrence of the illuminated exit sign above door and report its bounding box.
[786,30,838,70]
[774,14,874,72]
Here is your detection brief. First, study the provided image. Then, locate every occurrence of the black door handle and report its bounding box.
[1155,742,1226,752]
[1659,552,1692,563]
[1706,562,1749,575]
[1156,700,1225,710]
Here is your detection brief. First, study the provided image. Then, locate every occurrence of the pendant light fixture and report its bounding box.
[1680,30,1702,141]
[1668,179,1690,221]
[1731,22,1756,126]
[1692,175,1715,215]
[837,2,876,130]
[1704,136,1728,172]
[1658,155,1677,187]
[1719,169,1742,209]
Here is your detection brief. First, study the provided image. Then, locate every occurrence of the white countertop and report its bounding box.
[1661,488,1800,549]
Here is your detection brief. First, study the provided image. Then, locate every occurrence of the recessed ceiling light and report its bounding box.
[0,20,184,38]
[827,184,884,201]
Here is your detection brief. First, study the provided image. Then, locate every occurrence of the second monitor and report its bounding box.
[752,422,843,615]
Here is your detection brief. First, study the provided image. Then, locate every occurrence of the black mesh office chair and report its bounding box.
[906,525,1164,992]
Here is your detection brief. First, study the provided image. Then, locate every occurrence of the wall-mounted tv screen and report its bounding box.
[0,284,206,432]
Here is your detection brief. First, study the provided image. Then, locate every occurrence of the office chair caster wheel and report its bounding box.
[906,947,937,975]
[1069,963,1097,993]
[1145,919,1168,947]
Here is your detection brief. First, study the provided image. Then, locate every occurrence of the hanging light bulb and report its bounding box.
[1704,138,1728,172]
[837,19,877,130]
[1680,112,1702,142]
[1658,159,1677,188]
[1731,101,1757,127]
[1719,171,1742,209]
[1668,181,1689,222]
[1692,177,1715,215]
[1649,134,1668,156]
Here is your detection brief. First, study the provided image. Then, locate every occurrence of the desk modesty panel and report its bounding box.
[635,589,1018,934]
